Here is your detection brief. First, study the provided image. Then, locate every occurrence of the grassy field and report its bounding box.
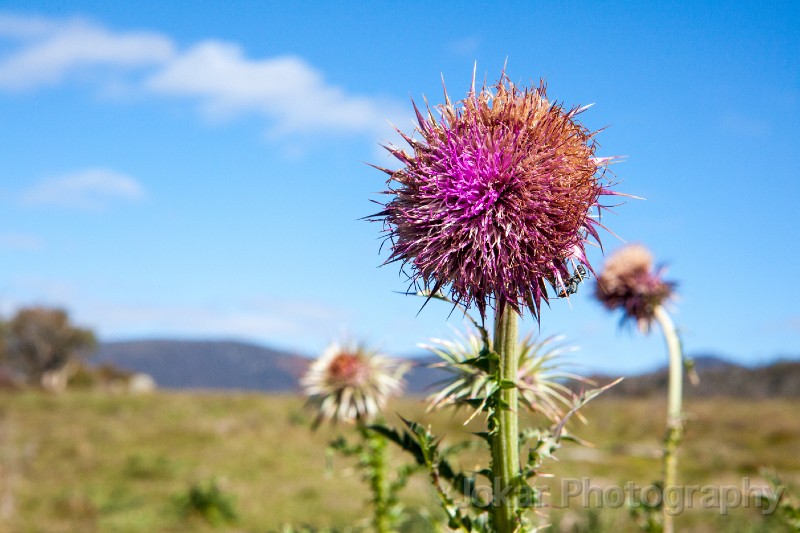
[0,390,798,532]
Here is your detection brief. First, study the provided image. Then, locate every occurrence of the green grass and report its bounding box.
[0,391,798,532]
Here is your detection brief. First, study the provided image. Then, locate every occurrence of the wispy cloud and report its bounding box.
[0,231,42,250]
[1,275,348,346]
[90,303,306,339]
[446,36,480,56]
[720,112,771,137]
[0,277,78,311]
[0,14,174,90]
[0,12,406,138]
[758,316,800,335]
[0,12,58,38]
[777,317,800,333]
[146,41,404,137]
[20,168,145,210]
[3,291,349,350]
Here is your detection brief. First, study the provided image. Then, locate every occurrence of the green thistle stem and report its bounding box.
[491,306,520,533]
[360,424,390,533]
[654,305,682,533]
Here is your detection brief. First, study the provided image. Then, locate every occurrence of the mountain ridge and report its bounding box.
[94,339,800,398]
[95,339,308,392]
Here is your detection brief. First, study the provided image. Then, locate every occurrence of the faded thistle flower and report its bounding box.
[371,72,620,320]
[594,244,676,332]
[423,329,588,424]
[301,342,409,426]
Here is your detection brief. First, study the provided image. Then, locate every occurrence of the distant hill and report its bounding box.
[95,340,452,394]
[589,354,800,399]
[403,357,452,395]
[95,340,310,392]
[94,340,800,398]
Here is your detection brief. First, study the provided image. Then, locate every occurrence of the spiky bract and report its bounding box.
[301,342,409,426]
[423,328,587,424]
[595,244,676,332]
[373,73,618,319]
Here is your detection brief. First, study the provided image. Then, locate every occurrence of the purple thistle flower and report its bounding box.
[594,244,676,333]
[371,73,620,320]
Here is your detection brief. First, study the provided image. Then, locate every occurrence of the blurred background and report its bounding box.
[1,0,797,373]
[0,2,799,531]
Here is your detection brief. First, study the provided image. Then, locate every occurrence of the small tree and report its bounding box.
[0,319,8,363]
[5,307,96,389]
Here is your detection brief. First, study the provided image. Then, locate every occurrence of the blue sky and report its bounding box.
[1,1,798,374]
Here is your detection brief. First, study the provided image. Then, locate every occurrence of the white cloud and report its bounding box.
[0,14,174,89]
[146,41,404,136]
[0,275,347,345]
[0,12,407,139]
[28,294,348,350]
[89,302,306,339]
[20,168,145,209]
[0,12,57,38]
[0,277,78,311]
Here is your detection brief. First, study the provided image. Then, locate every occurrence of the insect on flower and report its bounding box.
[557,264,589,298]
[370,70,623,320]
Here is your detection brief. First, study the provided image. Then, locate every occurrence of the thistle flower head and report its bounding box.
[423,328,587,424]
[372,72,620,320]
[301,342,409,426]
[594,244,676,332]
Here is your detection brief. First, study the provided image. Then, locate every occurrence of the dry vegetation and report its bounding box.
[0,391,798,532]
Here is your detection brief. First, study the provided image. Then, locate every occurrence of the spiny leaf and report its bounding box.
[498,379,518,390]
